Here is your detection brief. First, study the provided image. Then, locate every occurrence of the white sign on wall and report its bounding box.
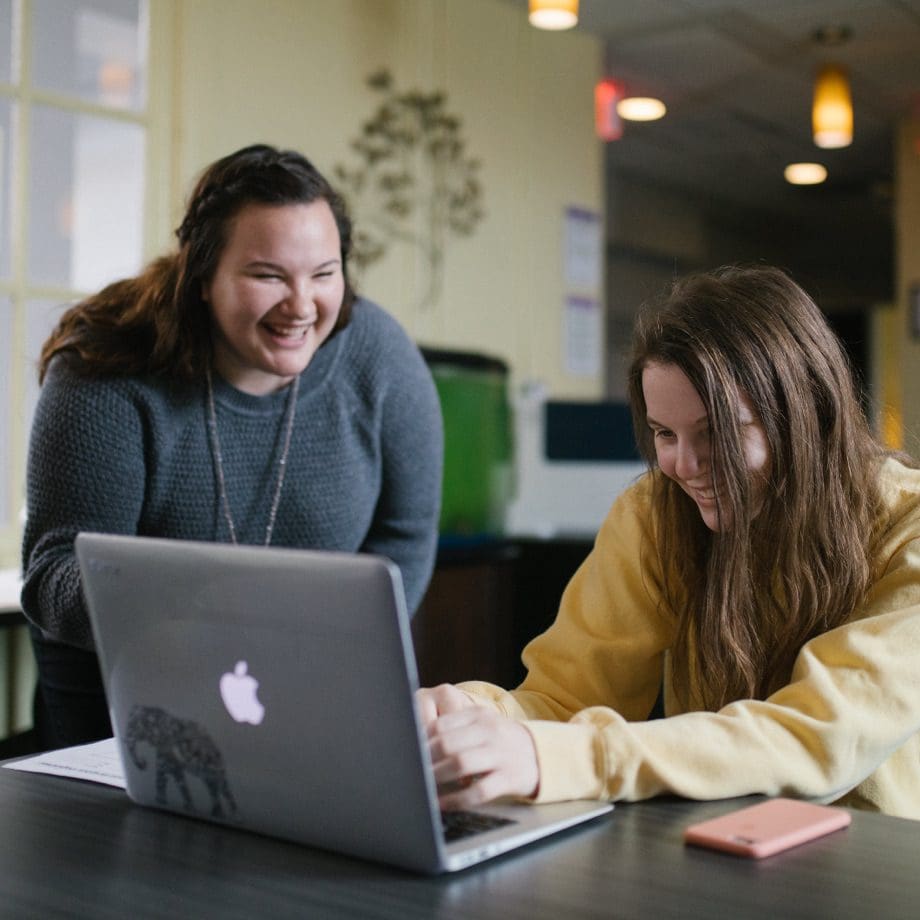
[563,206,601,291]
[564,295,601,377]
[562,206,602,379]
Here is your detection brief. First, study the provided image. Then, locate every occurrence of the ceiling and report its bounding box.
[512,0,920,221]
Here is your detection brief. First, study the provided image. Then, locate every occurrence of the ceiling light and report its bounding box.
[784,163,828,185]
[616,97,667,122]
[529,0,578,31]
[813,64,853,148]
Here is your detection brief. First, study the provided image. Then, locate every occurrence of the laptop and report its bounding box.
[75,532,613,873]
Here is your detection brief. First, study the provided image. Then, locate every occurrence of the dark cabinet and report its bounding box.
[412,538,593,690]
[412,545,518,689]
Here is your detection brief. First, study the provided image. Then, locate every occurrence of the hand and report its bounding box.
[416,683,477,729]
[425,702,540,810]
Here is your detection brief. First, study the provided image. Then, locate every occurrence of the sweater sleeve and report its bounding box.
[463,481,920,808]
[20,362,147,649]
[358,317,443,615]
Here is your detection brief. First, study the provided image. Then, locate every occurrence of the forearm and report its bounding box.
[523,704,841,805]
[21,541,90,648]
[364,351,443,614]
[362,521,438,615]
[21,366,146,647]
[501,605,920,806]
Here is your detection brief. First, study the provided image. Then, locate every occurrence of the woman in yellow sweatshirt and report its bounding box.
[420,264,920,819]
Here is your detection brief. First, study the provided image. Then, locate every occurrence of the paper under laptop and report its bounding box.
[4,738,126,788]
[75,533,612,873]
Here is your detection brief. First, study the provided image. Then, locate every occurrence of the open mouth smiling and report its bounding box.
[689,486,717,503]
[261,321,312,339]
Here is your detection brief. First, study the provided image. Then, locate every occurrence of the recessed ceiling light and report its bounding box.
[616,97,667,122]
[784,163,828,185]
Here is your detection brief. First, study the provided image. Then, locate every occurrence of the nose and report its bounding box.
[281,280,317,321]
[674,438,707,481]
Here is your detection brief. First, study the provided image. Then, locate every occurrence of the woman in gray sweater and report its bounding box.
[22,144,443,749]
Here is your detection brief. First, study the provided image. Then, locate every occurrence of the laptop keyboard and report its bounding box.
[441,810,517,842]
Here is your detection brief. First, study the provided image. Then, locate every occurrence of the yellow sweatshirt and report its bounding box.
[461,458,920,818]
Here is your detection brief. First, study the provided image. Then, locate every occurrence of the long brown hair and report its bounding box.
[627,265,886,710]
[39,144,357,384]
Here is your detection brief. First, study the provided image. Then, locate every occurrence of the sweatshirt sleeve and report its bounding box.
[462,475,920,808]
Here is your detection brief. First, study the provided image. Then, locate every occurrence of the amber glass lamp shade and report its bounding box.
[813,64,853,149]
[529,0,578,31]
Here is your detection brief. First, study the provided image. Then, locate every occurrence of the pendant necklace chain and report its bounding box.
[205,365,300,546]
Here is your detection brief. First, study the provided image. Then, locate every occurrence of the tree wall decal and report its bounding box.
[334,69,485,311]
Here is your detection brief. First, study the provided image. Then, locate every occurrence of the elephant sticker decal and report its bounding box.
[124,705,237,819]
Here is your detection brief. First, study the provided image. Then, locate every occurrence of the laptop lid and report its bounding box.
[76,533,611,873]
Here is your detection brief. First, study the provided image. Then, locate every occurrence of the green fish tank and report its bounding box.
[421,348,513,545]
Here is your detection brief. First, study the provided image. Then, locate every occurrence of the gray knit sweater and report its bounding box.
[21,298,443,649]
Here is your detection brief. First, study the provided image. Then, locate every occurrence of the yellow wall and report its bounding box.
[164,0,604,396]
[897,117,920,454]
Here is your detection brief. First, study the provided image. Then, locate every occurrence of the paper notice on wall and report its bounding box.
[564,206,601,291]
[564,295,601,377]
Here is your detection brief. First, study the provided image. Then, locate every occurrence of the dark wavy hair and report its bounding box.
[39,144,356,383]
[627,265,891,710]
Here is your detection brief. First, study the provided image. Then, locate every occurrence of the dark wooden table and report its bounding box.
[0,765,916,919]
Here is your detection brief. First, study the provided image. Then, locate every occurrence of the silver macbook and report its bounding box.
[75,532,612,873]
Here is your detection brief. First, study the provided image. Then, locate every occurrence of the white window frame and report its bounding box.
[0,0,174,567]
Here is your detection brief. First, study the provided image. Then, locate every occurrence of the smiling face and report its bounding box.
[641,361,771,532]
[202,200,345,395]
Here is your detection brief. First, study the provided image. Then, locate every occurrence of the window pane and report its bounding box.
[28,104,144,290]
[0,0,14,84]
[32,0,147,111]
[0,97,13,279]
[22,297,71,447]
[0,296,11,523]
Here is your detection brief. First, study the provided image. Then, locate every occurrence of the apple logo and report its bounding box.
[219,661,265,725]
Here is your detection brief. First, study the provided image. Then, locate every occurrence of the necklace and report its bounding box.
[205,366,300,546]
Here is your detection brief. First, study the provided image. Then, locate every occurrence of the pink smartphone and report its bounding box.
[684,798,851,859]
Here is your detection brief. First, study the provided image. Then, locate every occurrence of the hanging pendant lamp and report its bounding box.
[529,0,578,31]
[812,64,853,149]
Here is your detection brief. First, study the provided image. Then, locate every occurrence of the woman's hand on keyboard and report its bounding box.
[416,683,476,729]
[423,698,540,809]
